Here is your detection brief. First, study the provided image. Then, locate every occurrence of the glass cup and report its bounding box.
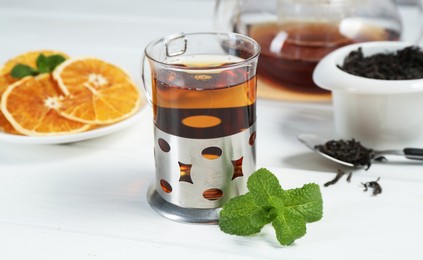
[142,32,260,223]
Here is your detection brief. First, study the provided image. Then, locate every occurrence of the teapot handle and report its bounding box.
[214,0,239,32]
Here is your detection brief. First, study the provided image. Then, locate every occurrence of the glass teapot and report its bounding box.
[214,0,407,94]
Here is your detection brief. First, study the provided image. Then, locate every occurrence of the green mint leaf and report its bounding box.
[36,54,66,73]
[283,183,323,223]
[36,54,49,73]
[218,168,324,246]
[10,64,38,79]
[45,54,66,71]
[247,168,283,208]
[219,193,272,236]
[272,207,307,246]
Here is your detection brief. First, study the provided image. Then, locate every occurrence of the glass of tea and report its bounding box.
[142,32,260,223]
[215,0,402,96]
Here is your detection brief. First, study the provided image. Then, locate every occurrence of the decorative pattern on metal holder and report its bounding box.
[154,124,256,209]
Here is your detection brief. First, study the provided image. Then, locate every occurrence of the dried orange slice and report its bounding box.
[0,50,68,135]
[0,74,90,136]
[53,57,141,124]
[0,50,69,79]
[0,73,21,134]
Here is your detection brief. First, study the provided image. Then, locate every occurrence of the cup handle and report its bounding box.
[141,54,153,106]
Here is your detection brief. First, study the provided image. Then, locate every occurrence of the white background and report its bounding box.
[0,0,422,259]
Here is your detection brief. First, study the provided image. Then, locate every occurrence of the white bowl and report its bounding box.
[313,41,423,150]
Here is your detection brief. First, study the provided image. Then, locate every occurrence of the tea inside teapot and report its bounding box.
[215,0,403,94]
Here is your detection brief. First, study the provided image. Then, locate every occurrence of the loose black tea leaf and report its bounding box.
[346,171,353,182]
[338,46,423,80]
[324,169,353,187]
[324,169,346,187]
[315,139,375,169]
[362,177,382,196]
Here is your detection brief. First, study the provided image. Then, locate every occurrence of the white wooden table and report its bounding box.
[0,1,422,259]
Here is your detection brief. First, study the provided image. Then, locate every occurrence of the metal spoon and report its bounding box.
[297,133,423,168]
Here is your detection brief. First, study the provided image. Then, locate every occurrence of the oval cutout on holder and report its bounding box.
[249,131,257,146]
[158,138,171,152]
[202,146,222,160]
[160,179,172,193]
[182,115,222,128]
[203,188,223,201]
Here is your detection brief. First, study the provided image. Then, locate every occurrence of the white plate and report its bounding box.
[0,107,145,145]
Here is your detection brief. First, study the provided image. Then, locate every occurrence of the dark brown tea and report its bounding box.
[248,22,400,93]
[152,55,256,139]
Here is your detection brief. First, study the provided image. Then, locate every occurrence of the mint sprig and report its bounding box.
[10,64,38,78]
[219,168,323,246]
[10,54,66,79]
